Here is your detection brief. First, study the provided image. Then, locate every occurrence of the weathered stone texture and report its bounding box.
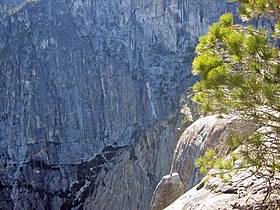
[0,0,235,209]
[150,173,185,210]
[150,115,255,209]
[83,113,184,210]
[165,164,280,210]
[171,115,255,191]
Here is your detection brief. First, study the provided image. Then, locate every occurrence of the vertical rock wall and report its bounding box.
[0,0,235,209]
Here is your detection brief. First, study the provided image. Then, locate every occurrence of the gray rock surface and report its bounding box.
[162,121,280,210]
[0,0,235,209]
[150,173,185,210]
[170,115,255,191]
[83,114,185,210]
[165,166,280,210]
[150,115,255,210]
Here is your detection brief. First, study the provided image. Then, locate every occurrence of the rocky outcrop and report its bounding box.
[0,0,236,209]
[165,166,280,210]
[172,115,255,191]
[150,173,185,210]
[150,115,255,209]
[164,120,279,210]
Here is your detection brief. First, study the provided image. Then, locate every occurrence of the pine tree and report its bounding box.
[193,0,280,206]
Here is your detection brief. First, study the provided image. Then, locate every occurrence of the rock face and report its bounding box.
[83,113,185,210]
[170,115,255,191]
[150,173,185,210]
[0,0,235,209]
[150,115,255,209]
[165,166,280,210]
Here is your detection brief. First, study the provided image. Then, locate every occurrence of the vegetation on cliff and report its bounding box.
[193,0,280,207]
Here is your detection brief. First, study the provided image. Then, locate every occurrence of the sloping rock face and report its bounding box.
[170,115,255,191]
[165,167,280,209]
[164,122,280,210]
[150,115,255,209]
[0,0,235,209]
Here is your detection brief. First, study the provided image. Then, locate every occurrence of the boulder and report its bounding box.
[150,173,185,210]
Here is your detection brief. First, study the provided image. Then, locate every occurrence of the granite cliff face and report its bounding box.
[0,0,235,209]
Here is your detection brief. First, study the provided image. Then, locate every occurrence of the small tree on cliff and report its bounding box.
[193,0,280,204]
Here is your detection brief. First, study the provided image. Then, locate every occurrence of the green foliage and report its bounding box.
[196,149,238,182]
[193,0,280,195]
[220,13,234,26]
[229,0,280,21]
[192,9,280,121]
